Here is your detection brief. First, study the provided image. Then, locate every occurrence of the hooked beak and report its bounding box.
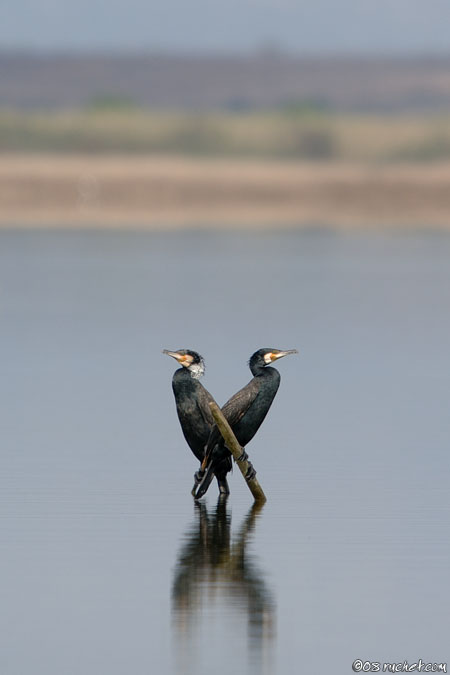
[271,349,298,361]
[163,349,183,362]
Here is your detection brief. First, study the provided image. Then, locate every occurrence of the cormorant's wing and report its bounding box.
[202,380,258,468]
[196,384,215,429]
[221,383,258,428]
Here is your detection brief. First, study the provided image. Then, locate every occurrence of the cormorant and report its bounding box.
[195,348,298,499]
[163,349,231,495]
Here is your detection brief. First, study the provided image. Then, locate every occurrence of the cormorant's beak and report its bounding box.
[270,349,298,361]
[163,349,183,362]
[163,349,193,367]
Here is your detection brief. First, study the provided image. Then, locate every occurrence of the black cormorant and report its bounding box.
[194,348,298,499]
[163,349,231,495]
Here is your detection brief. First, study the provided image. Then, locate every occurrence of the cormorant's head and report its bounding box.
[249,348,298,372]
[163,349,205,379]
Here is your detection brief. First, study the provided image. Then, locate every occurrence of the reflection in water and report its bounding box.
[172,499,276,674]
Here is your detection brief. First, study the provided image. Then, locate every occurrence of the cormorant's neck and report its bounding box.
[250,363,271,377]
[174,366,203,382]
[188,363,204,380]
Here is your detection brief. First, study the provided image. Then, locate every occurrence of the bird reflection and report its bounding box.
[171,498,275,674]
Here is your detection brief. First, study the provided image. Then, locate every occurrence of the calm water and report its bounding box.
[1,229,449,675]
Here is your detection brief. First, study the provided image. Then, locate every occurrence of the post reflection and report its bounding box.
[171,498,276,674]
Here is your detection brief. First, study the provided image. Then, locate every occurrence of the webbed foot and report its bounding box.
[237,449,249,462]
[194,463,215,499]
[191,469,205,496]
[245,462,256,481]
[217,477,230,496]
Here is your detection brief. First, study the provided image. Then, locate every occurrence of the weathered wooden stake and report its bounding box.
[208,401,267,503]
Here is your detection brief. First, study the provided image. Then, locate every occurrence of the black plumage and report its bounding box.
[163,349,231,495]
[195,348,297,499]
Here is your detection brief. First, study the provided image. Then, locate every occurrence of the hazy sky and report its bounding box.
[1,0,450,54]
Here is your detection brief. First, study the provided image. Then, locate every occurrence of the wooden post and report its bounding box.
[208,401,267,504]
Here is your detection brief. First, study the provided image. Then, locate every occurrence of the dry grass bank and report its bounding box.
[1,154,450,230]
[1,110,450,161]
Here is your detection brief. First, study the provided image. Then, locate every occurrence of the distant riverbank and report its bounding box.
[1,154,450,230]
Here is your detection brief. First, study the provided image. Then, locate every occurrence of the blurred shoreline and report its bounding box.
[1,154,450,231]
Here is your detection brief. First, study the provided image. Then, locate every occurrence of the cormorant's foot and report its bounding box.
[217,477,230,496]
[245,462,256,481]
[237,449,249,462]
[191,469,205,496]
[194,464,216,500]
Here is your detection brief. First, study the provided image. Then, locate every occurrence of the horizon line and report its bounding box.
[1,46,450,61]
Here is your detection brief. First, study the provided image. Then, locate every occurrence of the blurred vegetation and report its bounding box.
[85,94,142,111]
[0,107,450,161]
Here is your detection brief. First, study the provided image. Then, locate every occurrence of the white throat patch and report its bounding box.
[188,362,204,379]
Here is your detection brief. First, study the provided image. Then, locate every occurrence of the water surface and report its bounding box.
[1,229,449,674]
